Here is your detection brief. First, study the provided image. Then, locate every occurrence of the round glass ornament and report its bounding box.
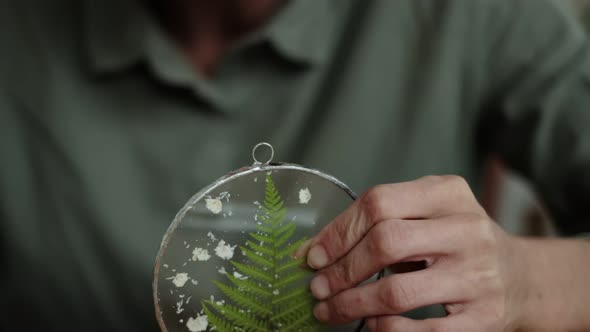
[153,143,376,332]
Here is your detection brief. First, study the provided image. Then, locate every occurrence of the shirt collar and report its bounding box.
[84,0,150,74]
[263,0,338,66]
[84,0,338,75]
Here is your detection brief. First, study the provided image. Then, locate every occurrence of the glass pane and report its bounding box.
[154,166,369,332]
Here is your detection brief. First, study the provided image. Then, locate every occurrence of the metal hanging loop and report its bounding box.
[251,142,274,165]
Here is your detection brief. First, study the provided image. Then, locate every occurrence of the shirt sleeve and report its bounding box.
[476,0,590,236]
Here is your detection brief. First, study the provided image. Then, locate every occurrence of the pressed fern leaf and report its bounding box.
[202,301,234,332]
[224,274,273,298]
[272,286,309,306]
[204,300,267,332]
[205,173,320,331]
[277,238,308,259]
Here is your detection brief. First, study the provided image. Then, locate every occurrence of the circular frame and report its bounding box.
[153,162,357,332]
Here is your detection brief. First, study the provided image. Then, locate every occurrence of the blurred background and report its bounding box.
[491,0,589,237]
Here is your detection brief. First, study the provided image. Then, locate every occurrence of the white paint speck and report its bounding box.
[299,188,311,204]
[205,198,223,214]
[233,272,248,280]
[215,240,236,260]
[186,315,208,332]
[207,232,217,241]
[218,267,227,275]
[191,247,211,261]
[172,273,189,288]
[273,289,280,295]
[176,298,185,314]
[219,191,230,201]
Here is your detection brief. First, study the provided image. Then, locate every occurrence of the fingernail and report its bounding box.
[307,245,328,269]
[292,239,313,259]
[314,302,329,322]
[310,275,331,300]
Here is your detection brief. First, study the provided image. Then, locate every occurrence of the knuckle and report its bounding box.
[330,219,353,253]
[420,174,466,188]
[455,212,498,253]
[442,175,473,200]
[378,278,416,313]
[359,185,390,223]
[378,283,399,312]
[331,259,356,286]
[438,174,469,189]
[421,175,483,213]
[439,174,476,198]
[367,221,409,263]
[418,175,443,183]
[471,214,498,250]
[367,223,395,256]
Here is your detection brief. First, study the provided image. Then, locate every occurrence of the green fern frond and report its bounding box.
[262,198,284,213]
[274,308,317,330]
[273,294,316,312]
[254,224,274,234]
[276,238,308,259]
[206,173,320,331]
[240,246,274,269]
[274,269,310,289]
[230,261,275,284]
[275,222,297,247]
[213,281,272,317]
[281,311,321,332]
[264,179,280,201]
[260,209,287,227]
[245,240,275,257]
[270,299,315,323]
[202,301,235,332]
[276,221,298,237]
[281,309,318,331]
[249,232,273,244]
[269,214,288,228]
[272,285,310,306]
[225,274,273,298]
[276,256,305,274]
[205,301,267,332]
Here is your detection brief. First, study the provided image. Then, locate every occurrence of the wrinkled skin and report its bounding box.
[296,176,529,331]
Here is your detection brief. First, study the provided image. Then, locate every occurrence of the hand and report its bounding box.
[297,175,530,331]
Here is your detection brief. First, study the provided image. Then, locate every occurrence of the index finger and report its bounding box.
[304,175,481,269]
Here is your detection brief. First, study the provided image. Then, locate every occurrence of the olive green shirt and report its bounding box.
[1,0,590,330]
